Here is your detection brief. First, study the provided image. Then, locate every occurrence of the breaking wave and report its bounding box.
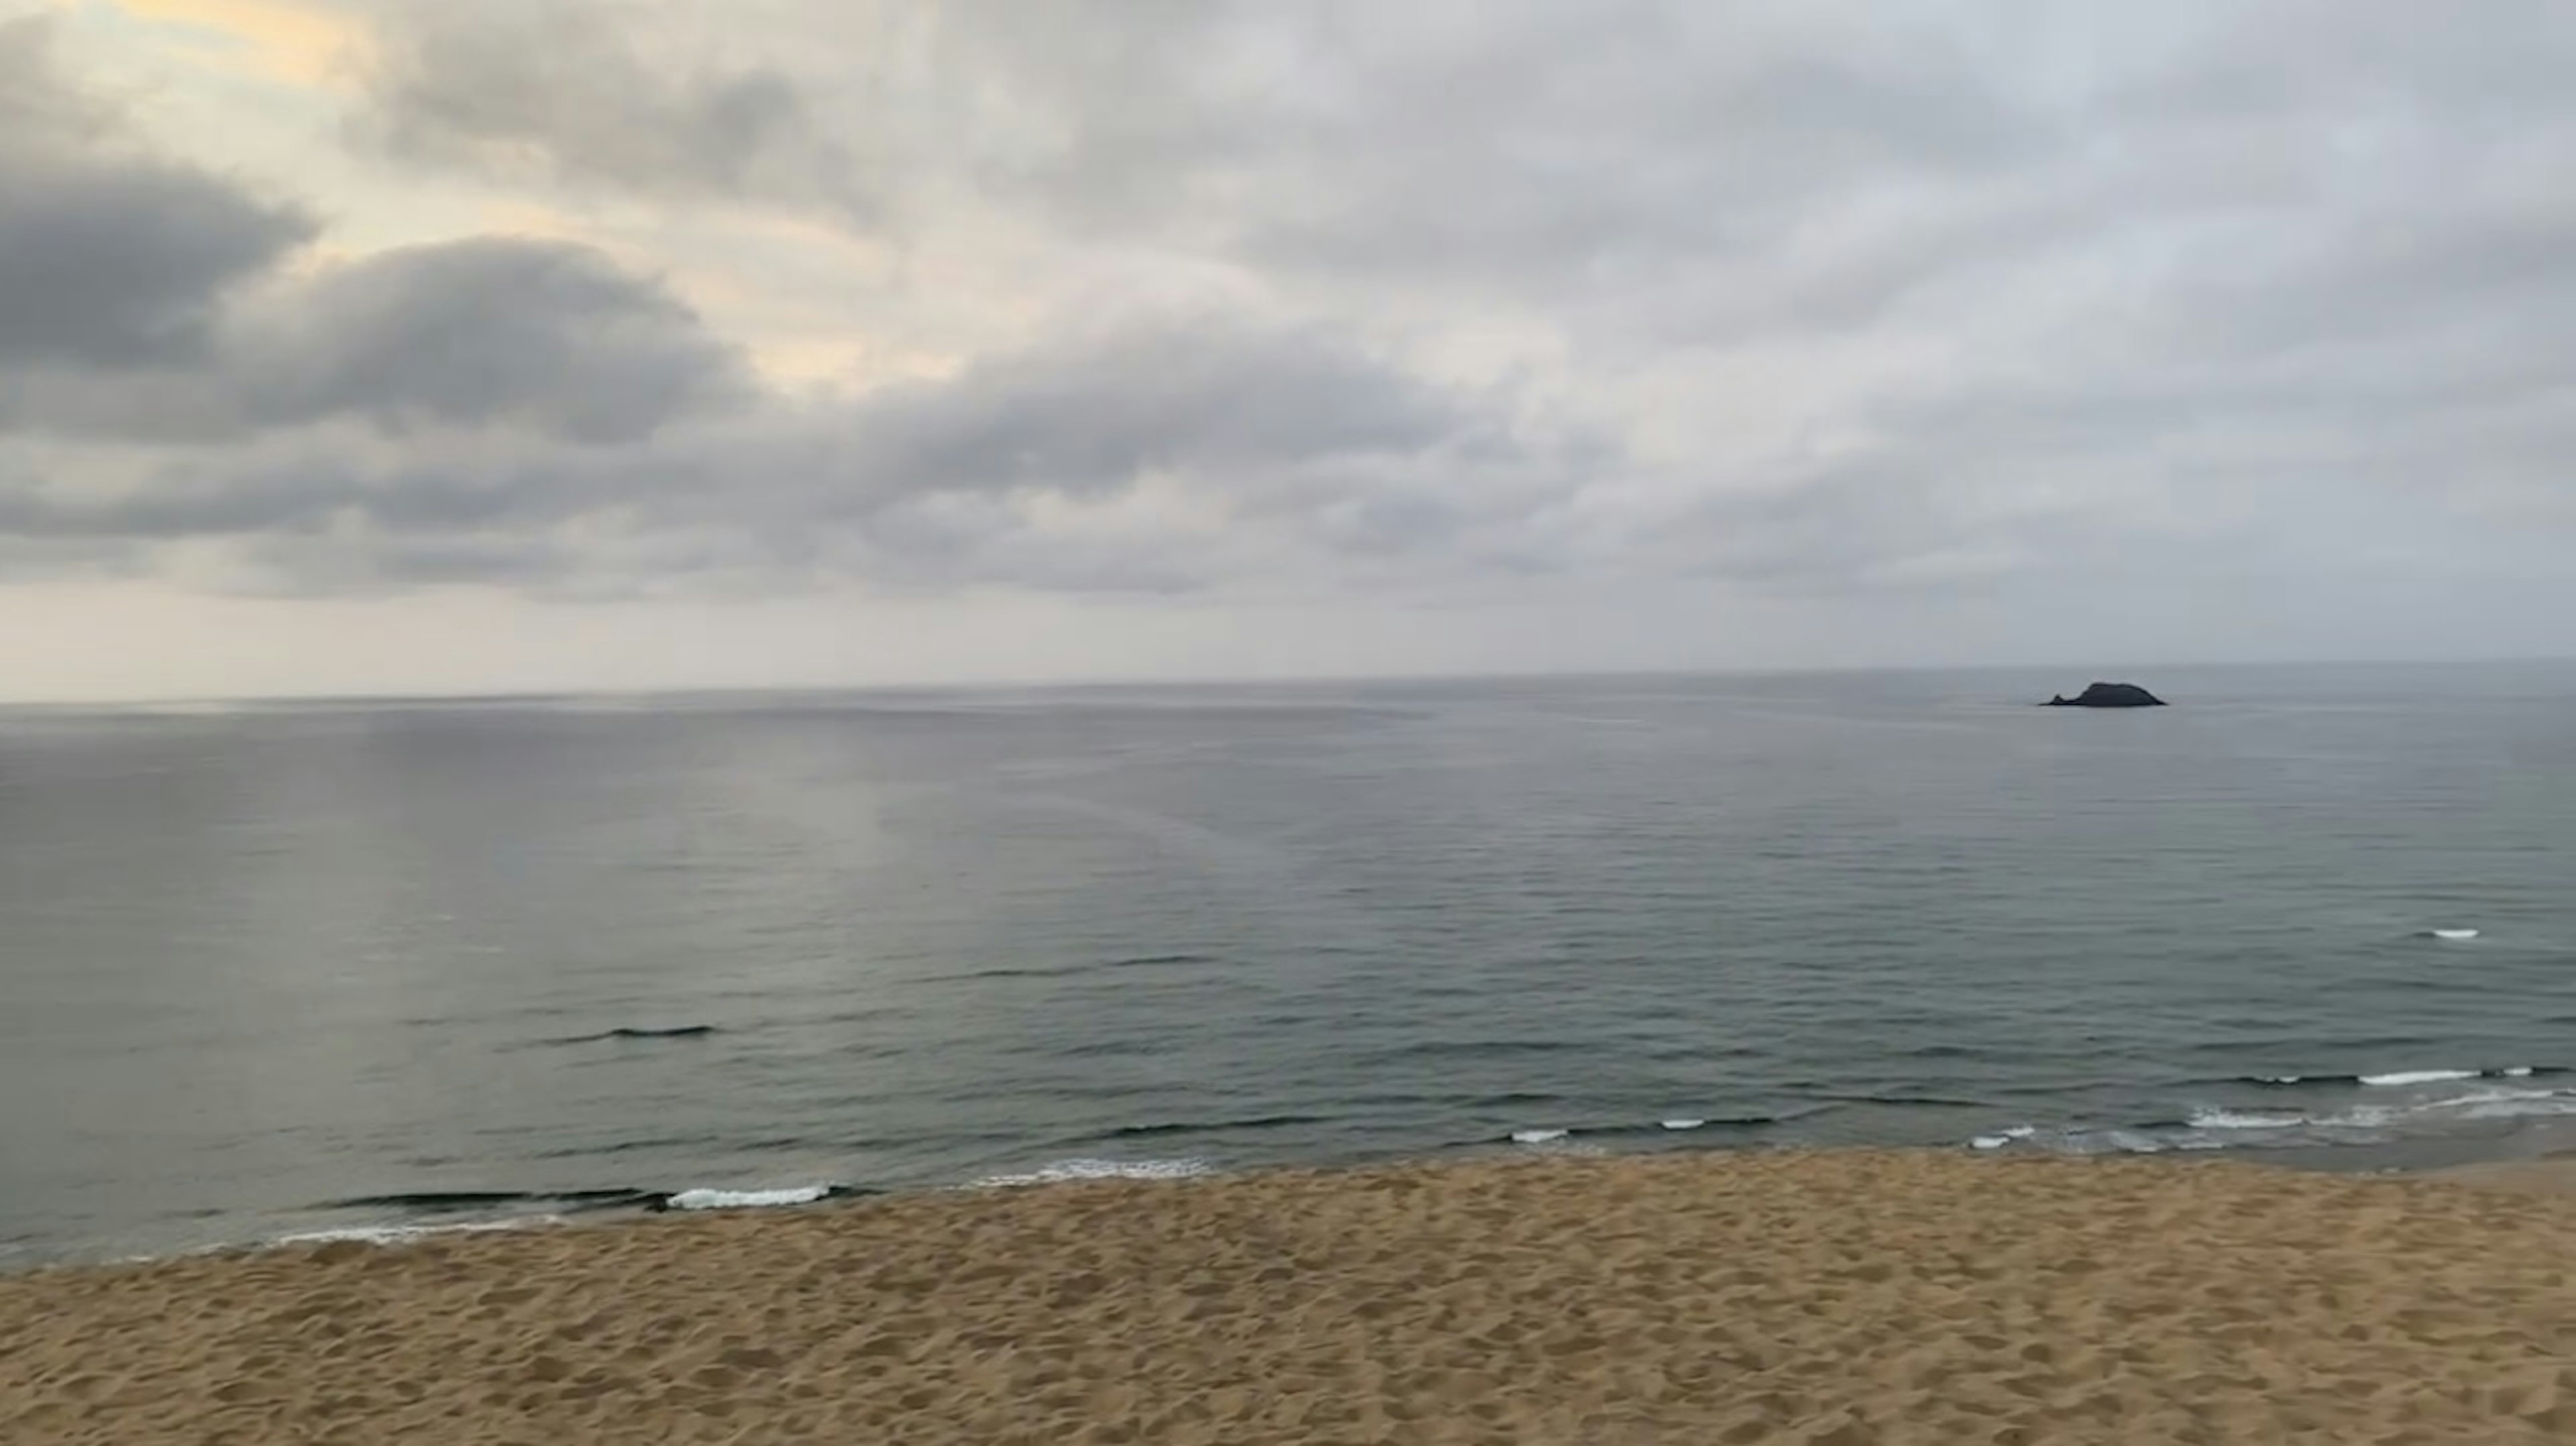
[969,1158,1214,1188]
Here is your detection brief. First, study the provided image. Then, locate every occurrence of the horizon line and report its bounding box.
[5,654,2571,712]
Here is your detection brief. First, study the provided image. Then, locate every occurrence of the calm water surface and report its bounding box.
[4,663,2573,1265]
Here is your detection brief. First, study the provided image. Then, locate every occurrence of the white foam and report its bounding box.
[1986,1081,2576,1159]
[2504,1066,2536,1078]
[2436,1089,2576,1121]
[2359,1069,2478,1087]
[1509,1128,1570,1145]
[2188,1108,2304,1131]
[2061,1129,2167,1156]
[2256,1074,2304,1084]
[667,1185,834,1211]
[277,1225,435,1247]
[972,1158,1212,1188]
[1659,1119,1707,1131]
[2186,1087,2576,1139]
[272,1217,561,1249]
[2430,928,2480,941]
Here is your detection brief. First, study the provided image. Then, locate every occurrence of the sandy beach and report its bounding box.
[3,1152,2571,1445]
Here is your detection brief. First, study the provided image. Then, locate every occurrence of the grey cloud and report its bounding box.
[904,3,2051,286]
[13,0,2576,663]
[0,424,661,550]
[804,321,1481,507]
[235,237,751,443]
[0,160,312,369]
[0,21,735,446]
[355,5,865,212]
[0,17,316,369]
[901,0,2576,404]
[2169,202,2576,368]
[0,317,1582,594]
[231,531,582,596]
[341,2,2045,282]
[0,236,750,445]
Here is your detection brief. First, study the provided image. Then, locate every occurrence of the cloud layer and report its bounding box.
[356,3,867,214]
[3,1,2573,677]
[0,19,315,370]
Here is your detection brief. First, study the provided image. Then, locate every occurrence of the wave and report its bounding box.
[543,1025,719,1044]
[277,1181,866,1244]
[1104,1113,1332,1139]
[930,953,1221,985]
[1623,1113,1785,1135]
[665,1184,864,1211]
[1972,1084,2576,1157]
[1396,1039,1589,1061]
[2423,928,2481,941]
[2188,1108,2306,1131]
[2241,1066,2557,1087]
[322,1188,659,1215]
[273,1218,561,1249]
[1814,1091,2000,1110]
[319,1182,871,1221]
[1458,1091,1571,1111]
[2360,1069,2479,1087]
[969,1158,1213,1188]
[1495,1115,1782,1146]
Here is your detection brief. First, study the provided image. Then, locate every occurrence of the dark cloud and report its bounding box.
[0,317,1581,594]
[11,0,2576,669]
[802,321,1479,506]
[0,17,315,370]
[236,237,751,443]
[0,235,749,445]
[0,20,735,446]
[354,4,865,213]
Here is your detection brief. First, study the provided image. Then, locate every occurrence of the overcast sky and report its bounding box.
[1,1,2569,699]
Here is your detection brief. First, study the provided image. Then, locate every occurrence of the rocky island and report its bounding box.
[2044,681,2167,708]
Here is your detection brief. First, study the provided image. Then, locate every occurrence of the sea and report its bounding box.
[4,662,2573,1268]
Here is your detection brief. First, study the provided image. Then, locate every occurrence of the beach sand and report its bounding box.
[2435,1156,2576,1201]
[4,1152,2572,1444]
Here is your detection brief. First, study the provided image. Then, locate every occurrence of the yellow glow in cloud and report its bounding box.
[111,0,367,84]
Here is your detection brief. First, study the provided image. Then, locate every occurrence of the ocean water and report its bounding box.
[4,663,2574,1266]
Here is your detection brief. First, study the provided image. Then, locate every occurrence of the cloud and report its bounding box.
[867,3,2051,294]
[0,234,751,445]
[0,314,1590,595]
[352,3,866,213]
[0,17,739,445]
[804,319,1478,504]
[0,15,315,369]
[13,0,2576,678]
[234,237,751,442]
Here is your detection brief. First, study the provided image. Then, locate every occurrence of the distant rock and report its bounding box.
[2043,681,2167,708]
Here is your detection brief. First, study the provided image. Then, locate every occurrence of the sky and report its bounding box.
[1,1,2571,700]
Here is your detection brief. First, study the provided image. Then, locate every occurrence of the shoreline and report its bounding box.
[2429,1153,2576,1198]
[7,1149,2574,1443]
[16,1113,2576,1275]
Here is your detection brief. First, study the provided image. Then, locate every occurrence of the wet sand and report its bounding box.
[2434,1156,2576,1199]
[3,1151,2572,1444]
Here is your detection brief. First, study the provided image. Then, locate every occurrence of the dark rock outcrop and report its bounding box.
[2044,681,2166,708]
